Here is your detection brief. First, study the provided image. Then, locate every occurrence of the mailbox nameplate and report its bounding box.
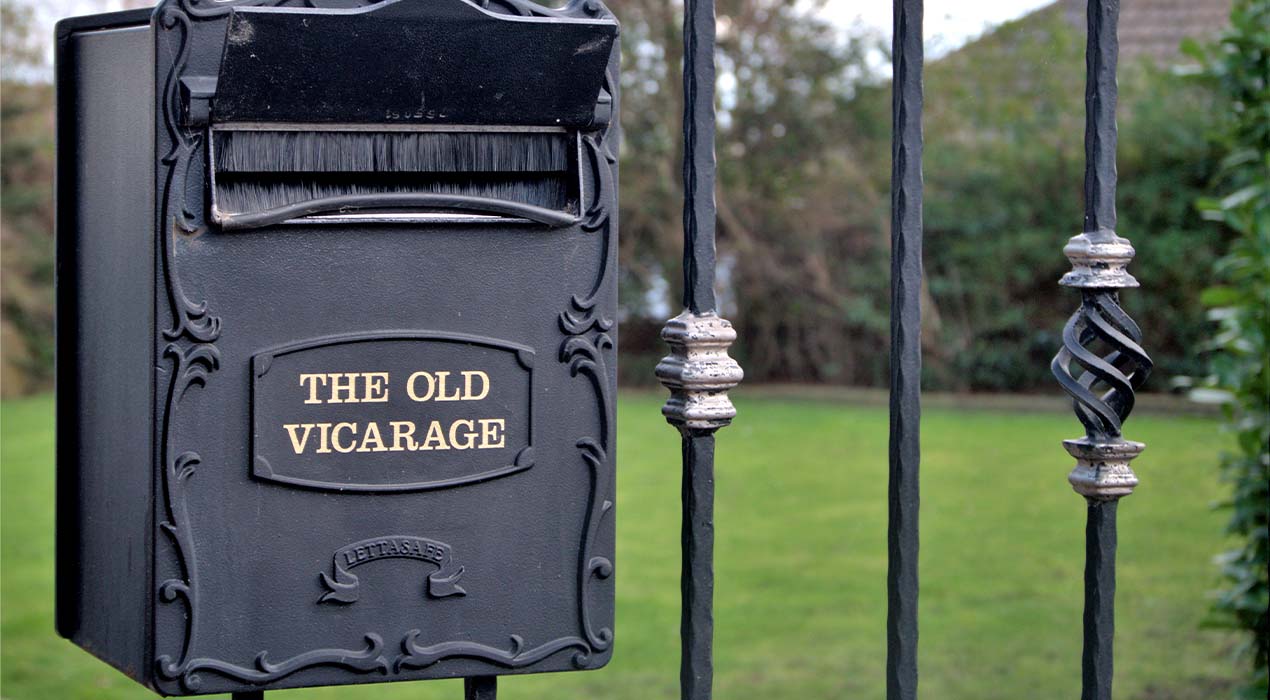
[252,332,535,492]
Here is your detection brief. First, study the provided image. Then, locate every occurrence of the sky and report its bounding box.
[822,0,1054,53]
[29,0,1057,77]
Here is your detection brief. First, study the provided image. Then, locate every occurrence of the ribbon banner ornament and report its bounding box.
[319,535,466,605]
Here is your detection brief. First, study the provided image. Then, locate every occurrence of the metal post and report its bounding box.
[464,675,497,700]
[680,0,718,315]
[1082,499,1119,697]
[679,434,716,700]
[887,2,923,700]
[656,1,743,699]
[1050,2,1152,700]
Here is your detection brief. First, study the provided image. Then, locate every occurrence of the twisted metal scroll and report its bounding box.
[1052,289,1152,443]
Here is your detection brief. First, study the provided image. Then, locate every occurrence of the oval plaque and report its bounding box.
[251,332,534,492]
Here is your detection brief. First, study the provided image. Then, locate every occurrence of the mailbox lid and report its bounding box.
[214,0,618,127]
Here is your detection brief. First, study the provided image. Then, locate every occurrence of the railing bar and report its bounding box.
[681,0,718,314]
[887,1,924,700]
[1078,4,1124,700]
[1054,3,1149,700]
[464,675,497,700]
[1082,500,1118,700]
[677,1,721,699]
[1083,0,1119,234]
[680,434,716,700]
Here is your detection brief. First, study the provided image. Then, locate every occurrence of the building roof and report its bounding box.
[1058,0,1232,63]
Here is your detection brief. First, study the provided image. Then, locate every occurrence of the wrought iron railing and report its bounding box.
[656,2,1149,700]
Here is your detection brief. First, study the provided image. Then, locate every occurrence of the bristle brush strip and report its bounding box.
[214,130,571,174]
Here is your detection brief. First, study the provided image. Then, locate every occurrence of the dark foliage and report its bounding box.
[1183,1,1270,695]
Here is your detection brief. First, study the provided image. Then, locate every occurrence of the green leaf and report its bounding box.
[1201,286,1241,306]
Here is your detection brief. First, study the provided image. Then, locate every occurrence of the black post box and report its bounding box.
[54,0,618,694]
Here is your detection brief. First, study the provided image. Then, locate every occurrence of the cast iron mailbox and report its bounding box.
[54,0,618,694]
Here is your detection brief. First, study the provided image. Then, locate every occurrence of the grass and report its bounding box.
[1,390,1239,699]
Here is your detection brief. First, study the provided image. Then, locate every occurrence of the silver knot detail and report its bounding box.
[1065,438,1144,500]
[1053,227,1151,500]
[656,311,744,431]
[1060,229,1139,289]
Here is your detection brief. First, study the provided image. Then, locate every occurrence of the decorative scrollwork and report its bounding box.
[575,438,615,651]
[155,345,220,681]
[154,4,228,680]
[158,634,390,692]
[554,49,618,662]
[153,1,248,689]
[1051,230,1152,499]
[397,631,594,672]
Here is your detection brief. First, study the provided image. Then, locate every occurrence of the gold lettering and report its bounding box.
[332,422,357,453]
[418,420,450,450]
[363,372,389,403]
[478,418,505,449]
[329,373,358,403]
[433,371,462,401]
[283,423,315,454]
[356,422,389,453]
[449,419,477,450]
[315,422,333,454]
[390,421,418,451]
[284,367,507,458]
[462,371,490,400]
[299,374,327,404]
[407,371,435,402]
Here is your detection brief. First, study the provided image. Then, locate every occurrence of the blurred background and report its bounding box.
[2,0,1266,698]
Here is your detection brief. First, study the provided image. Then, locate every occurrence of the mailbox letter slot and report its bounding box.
[209,126,584,229]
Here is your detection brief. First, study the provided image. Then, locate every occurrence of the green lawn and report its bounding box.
[1,391,1238,699]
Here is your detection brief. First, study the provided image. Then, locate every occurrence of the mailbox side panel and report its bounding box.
[54,13,156,685]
